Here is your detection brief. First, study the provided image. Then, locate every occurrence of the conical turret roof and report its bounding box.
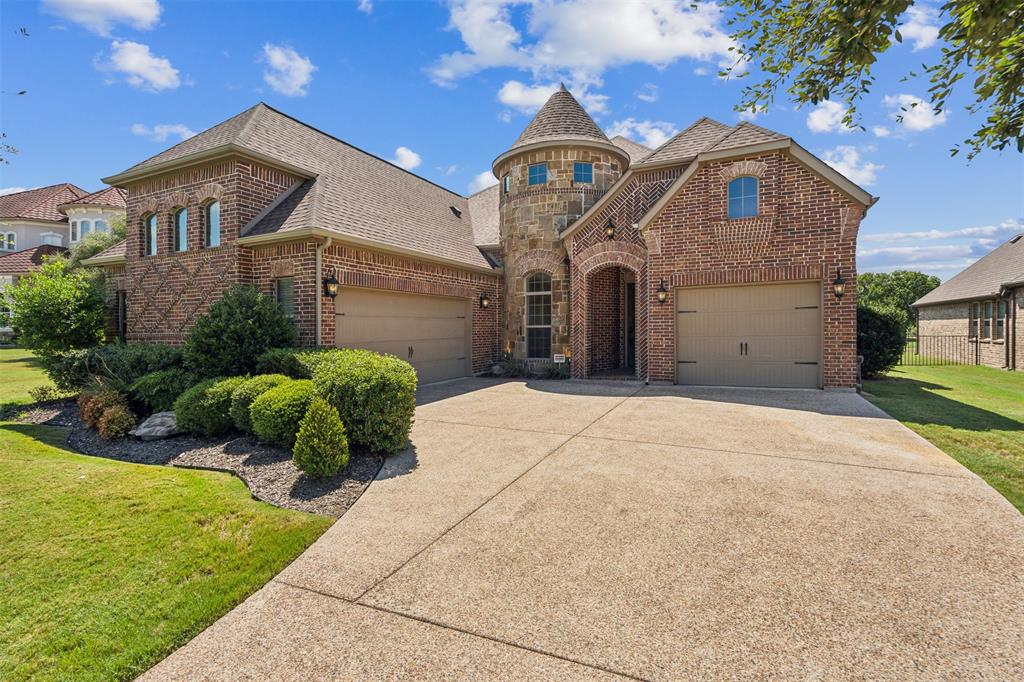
[510,84,610,150]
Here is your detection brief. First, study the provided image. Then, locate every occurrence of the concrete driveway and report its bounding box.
[145,379,1024,680]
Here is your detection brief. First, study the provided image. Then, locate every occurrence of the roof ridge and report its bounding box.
[24,183,83,215]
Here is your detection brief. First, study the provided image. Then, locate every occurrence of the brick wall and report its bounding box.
[1014,287,1023,371]
[587,266,622,373]
[918,299,1014,368]
[101,264,127,339]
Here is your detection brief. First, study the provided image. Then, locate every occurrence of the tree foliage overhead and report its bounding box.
[858,270,941,326]
[67,214,126,269]
[722,0,1024,159]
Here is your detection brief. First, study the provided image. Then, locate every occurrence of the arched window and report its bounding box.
[205,201,221,247]
[174,208,188,252]
[727,176,759,219]
[95,220,108,232]
[143,214,157,256]
[525,272,552,359]
[70,221,79,242]
[80,220,91,237]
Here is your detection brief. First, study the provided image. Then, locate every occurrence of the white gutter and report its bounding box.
[315,235,332,346]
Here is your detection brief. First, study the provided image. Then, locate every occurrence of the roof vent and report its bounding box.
[450,206,463,218]
[1010,234,1022,243]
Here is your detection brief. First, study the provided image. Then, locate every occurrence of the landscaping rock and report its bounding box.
[130,411,183,441]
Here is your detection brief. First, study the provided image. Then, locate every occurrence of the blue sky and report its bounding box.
[1,0,1021,280]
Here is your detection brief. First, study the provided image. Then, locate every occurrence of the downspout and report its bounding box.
[315,236,332,347]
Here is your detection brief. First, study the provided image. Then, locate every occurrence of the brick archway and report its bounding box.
[513,248,565,278]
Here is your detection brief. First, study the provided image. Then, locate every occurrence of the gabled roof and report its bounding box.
[0,184,87,223]
[609,135,652,163]
[0,244,67,274]
[914,235,1024,306]
[707,121,788,152]
[467,184,500,248]
[58,186,127,213]
[638,118,733,166]
[80,239,127,267]
[510,84,609,151]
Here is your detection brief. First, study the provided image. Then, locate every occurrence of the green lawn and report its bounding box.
[0,423,332,681]
[0,347,59,411]
[865,364,1024,514]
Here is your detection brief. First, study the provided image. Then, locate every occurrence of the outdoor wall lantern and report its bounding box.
[479,292,492,309]
[832,268,846,299]
[322,268,340,298]
[605,217,616,240]
[656,278,668,304]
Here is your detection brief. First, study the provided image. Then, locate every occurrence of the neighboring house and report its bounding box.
[85,88,874,388]
[913,234,1023,370]
[58,186,128,244]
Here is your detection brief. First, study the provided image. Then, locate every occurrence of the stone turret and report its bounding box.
[492,84,629,362]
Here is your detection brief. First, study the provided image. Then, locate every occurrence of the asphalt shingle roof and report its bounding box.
[0,184,87,223]
[59,186,127,211]
[915,235,1024,305]
[509,84,610,150]
[609,135,652,163]
[86,239,127,261]
[639,118,734,165]
[0,244,67,274]
[467,184,500,247]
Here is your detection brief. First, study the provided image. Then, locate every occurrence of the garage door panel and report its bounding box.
[337,316,466,345]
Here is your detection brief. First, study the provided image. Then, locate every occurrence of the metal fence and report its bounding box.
[900,335,979,366]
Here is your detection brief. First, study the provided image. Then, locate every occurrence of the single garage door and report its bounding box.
[676,281,821,388]
[335,287,471,384]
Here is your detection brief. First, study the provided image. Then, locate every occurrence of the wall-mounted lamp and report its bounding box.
[656,278,668,304]
[604,217,615,240]
[832,268,846,299]
[479,292,491,309]
[322,268,340,298]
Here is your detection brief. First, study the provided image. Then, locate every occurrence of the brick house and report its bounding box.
[86,87,875,388]
[912,234,1023,370]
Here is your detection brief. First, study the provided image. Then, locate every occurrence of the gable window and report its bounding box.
[2,232,14,251]
[573,162,593,184]
[525,272,552,359]
[275,276,295,319]
[205,201,221,247]
[70,221,79,242]
[95,220,108,233]
[528,163,547,186]
[174,208,188,252]
[144,214,157,256]
[80,220,91,237]
[995,300,1007,340]
[727,176,759,219]
[502,174,511,194]
[982,301,992,339]
[970,302,980,338]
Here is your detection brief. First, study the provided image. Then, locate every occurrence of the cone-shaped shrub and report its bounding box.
[292,398,349,478]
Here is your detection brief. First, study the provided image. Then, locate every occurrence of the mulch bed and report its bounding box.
[20,401,383,517]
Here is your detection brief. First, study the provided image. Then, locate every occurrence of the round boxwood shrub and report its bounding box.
[254,347,340,379]
[311,349,417,454]
[292,397,350,478]
[183,285,297,378]
[129,368,196,415]
[230,373,290,433]
[857,305,907,379]
[174,376,247,436]
[98,404,137,440]
[250,379,316,447]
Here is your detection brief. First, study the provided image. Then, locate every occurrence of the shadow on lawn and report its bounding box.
[868,376,1023,433]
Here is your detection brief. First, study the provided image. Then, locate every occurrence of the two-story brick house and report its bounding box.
[87,87,874,388]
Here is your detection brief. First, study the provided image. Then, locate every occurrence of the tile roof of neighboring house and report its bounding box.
[58,186,127,212]
[467,184,500,247]
[107,103,494,271]
[0,183,87,223]
[609,135,652,163]
[914,234,1024,306]
[0,244,67,274]
[639,117,734,165]
[509,84,610,150]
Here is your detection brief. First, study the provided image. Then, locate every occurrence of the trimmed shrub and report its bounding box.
[312,349,417,454]
[230,374,290,433]
[254,347,339,379]
[183,285,297,377]
[173,376,246,436]
[858,305,907,379]
[97,404,137,440]
[292,398,350,478]
[250,379,316,447]
[129,368,196,414]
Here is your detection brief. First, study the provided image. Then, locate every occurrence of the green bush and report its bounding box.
[230,374,290,433]
[42,343,183,393]
[184,285,297,378]
[173,376,247,436]
[129,368,197,414]
[79,386,127,429]
[292,398,350,478]
[312,349,417,454]
[250,379,316,447]
[254,347,339,379]
[857,305,907,379]
[98,404,137,440]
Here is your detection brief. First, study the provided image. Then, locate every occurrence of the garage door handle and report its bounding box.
[408,346,414,358]
[794,361,818,365]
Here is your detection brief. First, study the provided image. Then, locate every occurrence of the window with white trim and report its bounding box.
[525,272,552,359]
[1,232,14,251]
[95,220,108,232]
[70,221,79,242]
[727,176,759,218]
[80,220,91,237]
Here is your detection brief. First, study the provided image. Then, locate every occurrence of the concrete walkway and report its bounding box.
[144,379,1024,680]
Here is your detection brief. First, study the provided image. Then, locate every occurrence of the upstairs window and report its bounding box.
[174,208,188,252]
[525,272,552,359]
[70,221,79,242]
[80,220,92,237]
[144,214,157,256]
[727,176,759,219]
[95,220,108,232]
[528,163,547,186]
[1,232,14,251]
[205,201,221,247]
[502,174,510,194]
[573,162,593,184]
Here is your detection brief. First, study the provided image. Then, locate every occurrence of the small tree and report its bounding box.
[183,285,296,377]
[858,305,907,378]
[292,397,350,478]
[8,258,106,356]
[858,271,940,332]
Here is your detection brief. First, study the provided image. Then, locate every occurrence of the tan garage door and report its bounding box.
[335,287,471,384]
[676,282,821,388]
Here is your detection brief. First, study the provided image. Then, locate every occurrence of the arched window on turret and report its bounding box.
[525,272,552,359]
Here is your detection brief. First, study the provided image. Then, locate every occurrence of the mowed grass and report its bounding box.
[0,423,332,681]
[0,347,59,409]
[865,364,1024,513]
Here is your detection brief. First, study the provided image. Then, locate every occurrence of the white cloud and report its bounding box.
[262,43,316,97]
[390,146,422,170]
[101,40,180,91]
[0,187,29,196]
[437,164,458,176]
[820,145,882,186]
[861,218,1024,243]
[858,218,1021,276]
[859,244,973,263]
[357,0,373,13]
[635,83,659,103]
[806,100,855,134]
[871,125,891,138]
[469,170,498,194]
[42,0,161,36]
[607,118,678,149]
[130,122,196,142]
[737,109,759,122]
[497,80,559,113]
[899,5,940,51]
[882,93,948,132]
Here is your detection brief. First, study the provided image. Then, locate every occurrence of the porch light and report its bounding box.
[322,268,340,298]
[656,278,668,304]
[832,268,846,299]
[479,292,491,309]
[605,217,615,240]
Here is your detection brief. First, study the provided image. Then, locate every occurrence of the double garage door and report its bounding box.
[335,287,471,384]
[676,282,822,388]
